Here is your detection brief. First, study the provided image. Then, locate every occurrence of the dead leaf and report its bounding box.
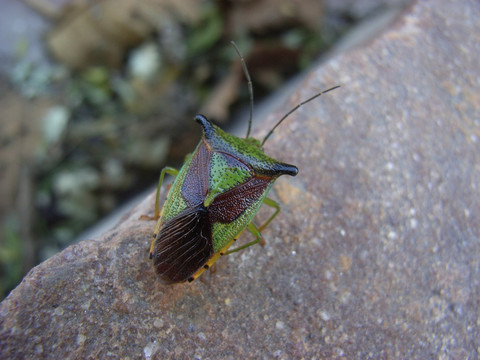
[225,0,324,35]
[199,62,242,122]
[45,0,201,69]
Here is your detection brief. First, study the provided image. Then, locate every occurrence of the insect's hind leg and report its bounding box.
[221,197,281,255]
[221,222,263,255]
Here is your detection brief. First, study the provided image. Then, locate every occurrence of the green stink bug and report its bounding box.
[149,43,339,284]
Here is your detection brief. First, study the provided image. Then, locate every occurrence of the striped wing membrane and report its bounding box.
[152,204,212,283]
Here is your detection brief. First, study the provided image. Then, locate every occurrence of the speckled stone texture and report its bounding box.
[1,0,479,358]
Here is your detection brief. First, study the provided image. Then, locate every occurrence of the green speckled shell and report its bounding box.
[157,115,298,262]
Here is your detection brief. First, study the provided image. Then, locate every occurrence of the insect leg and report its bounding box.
[221,223,263,255]
[154,166,178,220]
[258,197,280,232]
[147,167,178,259]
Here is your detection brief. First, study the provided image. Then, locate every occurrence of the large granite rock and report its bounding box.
[1,0,479,358]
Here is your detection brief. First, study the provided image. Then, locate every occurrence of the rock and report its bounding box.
[1,0,479,358]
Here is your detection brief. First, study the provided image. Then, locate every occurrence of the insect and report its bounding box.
[149,42,339,283]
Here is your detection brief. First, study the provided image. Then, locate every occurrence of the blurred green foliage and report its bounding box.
[1,216,23,297]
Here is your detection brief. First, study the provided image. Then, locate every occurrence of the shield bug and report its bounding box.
[149,42,339,283]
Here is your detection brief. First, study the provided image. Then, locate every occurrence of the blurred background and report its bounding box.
[0,0,411,299]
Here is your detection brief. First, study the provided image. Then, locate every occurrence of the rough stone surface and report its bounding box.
[1,0,480,358]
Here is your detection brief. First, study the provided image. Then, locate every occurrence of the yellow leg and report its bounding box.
[188,251,225,282]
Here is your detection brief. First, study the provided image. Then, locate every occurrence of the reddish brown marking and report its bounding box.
[209,176,272,223]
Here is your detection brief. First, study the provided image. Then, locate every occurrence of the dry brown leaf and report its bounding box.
[199,62,243,123]
[0,84,52,214]
[225,0,324,35]
[45,0,201,69]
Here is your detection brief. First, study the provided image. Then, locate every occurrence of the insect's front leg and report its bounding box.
[258,197,280,232]
[153,166,179,219]
[139,166,179,222]
[144,166,179,259]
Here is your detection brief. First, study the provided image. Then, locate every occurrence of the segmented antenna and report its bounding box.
[230,41,254,139]
[261,85,341,146]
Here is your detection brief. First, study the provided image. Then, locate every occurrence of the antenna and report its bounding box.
[230,41,254,139]
[261,85,341,146]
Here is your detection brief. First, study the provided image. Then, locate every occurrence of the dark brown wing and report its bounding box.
[209,176,272,223]
[152,204,213,283]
